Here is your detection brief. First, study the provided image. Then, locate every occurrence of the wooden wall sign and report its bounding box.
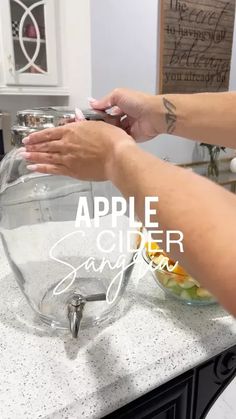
[159,0,236,94]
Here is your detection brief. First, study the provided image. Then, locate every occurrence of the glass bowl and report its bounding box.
[142,249,217,306]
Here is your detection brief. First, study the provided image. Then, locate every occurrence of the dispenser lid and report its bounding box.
[16,107,107,129]
[17,107,75,129]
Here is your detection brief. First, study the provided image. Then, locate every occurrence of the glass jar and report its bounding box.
[0,107,138,338]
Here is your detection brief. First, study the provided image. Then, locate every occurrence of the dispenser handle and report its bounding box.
[85,293,106,302]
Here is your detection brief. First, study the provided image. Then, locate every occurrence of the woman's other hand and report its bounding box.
[90,88,164,142]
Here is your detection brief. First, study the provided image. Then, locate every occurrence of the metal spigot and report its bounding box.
[68,295,86,339]
[68,293,106,339]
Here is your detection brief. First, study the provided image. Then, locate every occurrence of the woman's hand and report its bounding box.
[21,121,135,180]
[90,88,164,142]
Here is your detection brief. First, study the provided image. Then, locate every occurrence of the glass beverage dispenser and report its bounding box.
[0,108,138,338]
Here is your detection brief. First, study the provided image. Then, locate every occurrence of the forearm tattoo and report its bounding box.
[163,97,177,134]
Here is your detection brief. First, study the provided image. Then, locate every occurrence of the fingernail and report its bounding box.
[27,165,37,171]
[88,97,97,103]
[20,152,31,160]
[75,108,85,121]
[22,137,30,144]
[106,106,120,116]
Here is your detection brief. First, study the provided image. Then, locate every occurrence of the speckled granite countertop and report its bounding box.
[0,243,235,419]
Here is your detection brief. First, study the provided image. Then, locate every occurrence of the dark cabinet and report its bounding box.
[104,345,236,419]
[104,373,193,419]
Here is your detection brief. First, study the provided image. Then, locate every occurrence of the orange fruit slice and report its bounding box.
[145,242,188,277]
[171,263,188,277]
[145,242,160,252]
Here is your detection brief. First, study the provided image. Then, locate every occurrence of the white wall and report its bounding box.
[91,0,158,96]
[90,0,236,164]
[59,0,92,108]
